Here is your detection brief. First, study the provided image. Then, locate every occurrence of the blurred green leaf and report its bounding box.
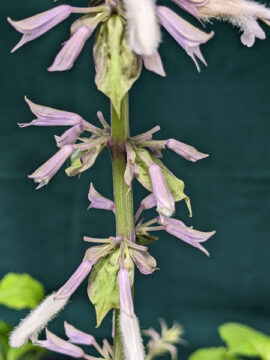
[7,343,46,360]
[189,347,240,360]
[219,323,270,359]
[0,273,44,310]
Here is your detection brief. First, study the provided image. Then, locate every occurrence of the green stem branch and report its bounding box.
[110,94,134,360]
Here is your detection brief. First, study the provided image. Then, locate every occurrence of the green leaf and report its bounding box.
[135,148,192,215]
[189,347,239,360]
[0,273,44,310]
[7,343,46,360]
[219,323,270,359]
[88,249,121,327]
[94,15,142,115]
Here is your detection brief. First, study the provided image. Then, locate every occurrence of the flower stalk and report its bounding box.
[110,94,134,359]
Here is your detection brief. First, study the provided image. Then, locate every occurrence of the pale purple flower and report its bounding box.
[159,217,215,255]
[196,0,270,47]
[88,183,115,211]
[157,6,214,71]
[142,51,166,77]
[171,0,208,19]
[118,267,134,317]
[166,138,209,162]
[149,162,175,217]
[129,249,157,275]
[123,0,160,55]
[64,322,95,345]
[36,329,85,358]
[48,26,92,72]
[134,193,157,222]
[29,145,74,189]
[55,260,92,299]
[9,294,68,348]
[19,97,85,128]
[55,125,84,147]
[8,5,73,53]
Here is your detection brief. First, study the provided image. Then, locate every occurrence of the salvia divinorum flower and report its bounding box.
[149,162,175,217]
[10,260,92,348]
[88,183,115,211]
[157,6,214,71]
[158,217,216,255]
[166,138,209,162]
[64,322,95,345]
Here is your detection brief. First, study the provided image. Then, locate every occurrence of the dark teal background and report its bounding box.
[1,1,270,359]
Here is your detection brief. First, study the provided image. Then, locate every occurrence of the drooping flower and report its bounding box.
[142,51,166,77]
[158,217,215,255]
[55,125,84,148]
[157,6,214,71]
[135,193,157,222]
[36,329,85,358]
[48,26,93,72]
[166,138,209,162]
[149,162,175,217]
[9,294,68,348]
[118,267,145,360]
[123,0,161,56]
[9,260,93,348]
[64,322,95,345]
[196,0,270,47]
[88,183,115,211]
[7,5,73,53]
[28,145,74,189]
[55,260,92,299]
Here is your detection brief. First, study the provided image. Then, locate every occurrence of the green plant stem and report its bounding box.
[110,93,134,359]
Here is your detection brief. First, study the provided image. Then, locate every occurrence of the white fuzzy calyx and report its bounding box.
[9,293,68,348]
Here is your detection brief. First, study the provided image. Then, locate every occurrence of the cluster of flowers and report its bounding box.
[8,0,270,74]
[10,97,215,358]
[7,0,270,358]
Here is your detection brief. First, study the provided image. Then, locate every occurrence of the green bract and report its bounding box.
[94,15,142,115]
[0,273,44,310]
[88,249,121,327]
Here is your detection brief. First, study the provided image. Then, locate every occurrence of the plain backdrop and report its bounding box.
[1,1,270,359]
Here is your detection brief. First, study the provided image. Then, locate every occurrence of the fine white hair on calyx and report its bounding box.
[123,0,160,56]
[9,293,68,348]
[119,311,145,360]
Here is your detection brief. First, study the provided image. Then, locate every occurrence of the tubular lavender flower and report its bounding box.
[7,0,268,358]
[159,217,216,255]
[157,6,214,71]
[166,138,209,162]
[36,329,85,358]
[28,145,74,189]
[48,26,93,72]
[149,162,175,217]
[88,183,115,211]
[8,5,73,53]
